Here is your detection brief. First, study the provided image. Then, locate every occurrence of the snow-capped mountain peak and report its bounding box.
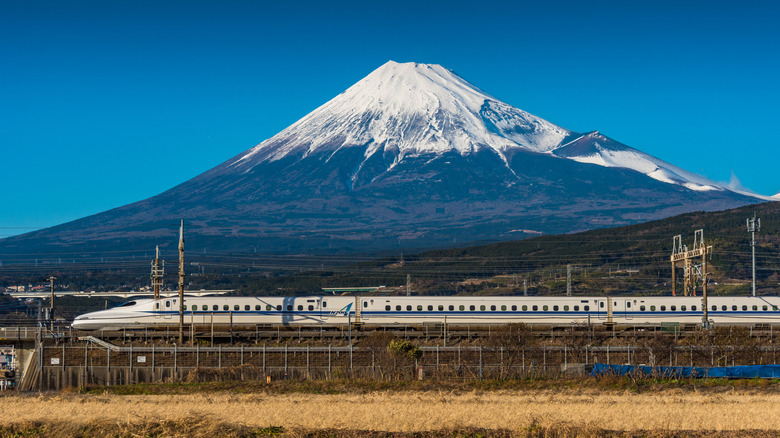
[234,61,571,169]
[228,60,766,201]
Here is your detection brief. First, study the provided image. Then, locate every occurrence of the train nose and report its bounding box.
[71,314,97,330]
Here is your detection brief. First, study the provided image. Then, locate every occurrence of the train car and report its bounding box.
[71,295,780,330]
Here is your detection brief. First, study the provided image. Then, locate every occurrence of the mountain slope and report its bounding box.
[0,61,767,260]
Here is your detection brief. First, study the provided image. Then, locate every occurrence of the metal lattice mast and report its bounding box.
[747,215,761,297]
[178,220,185,344]
[151,246,164,300]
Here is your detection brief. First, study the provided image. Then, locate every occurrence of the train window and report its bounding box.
[223,305,229,311]
[574,305,580,311]
[396,305,401,311]
[459,305,465,311]
[626,302,631,308]
[245,305,250,311]
[363,301,368,308]
[417,305,423,311]
[752,305,758,311]
[308,305,314,311]
[660,305,666,311]
[681,305,686,311]
[522,305,528,311]
[743,305,748,311]
[438,305,444,311]
[118,301,138,308]
[774,306,779,311]
[563,305,569,311]
[532,305,538,311]
[732,305,737,311]
[553,305,559,311]
[640,305,645,311]
[691,305,697,311]
[470,305,476,311]
[584,305,590,311]
[295,305,301,311]
[190,305,197,311]
[155,302,160,310]
[490,305,496,311]
[183,305,187,310]
[670,306,676,311]
[600,302,604,308]
[322,302,327,308]
[275,305,281,311]
[385,305,391,311]
[166,301,171,308]
[286,305,292,311]
[763,305,769,311]
[449,305,454,311]
[543,305,549,311]
[500,305,506,311]
[235,305,240,311]
[722,305,727,311]
[650,305,656,311]
[511,305,517,311]
[480,305,486,311]
[428,305,433,311]
[711,305,716,311]
[407,305,412,311]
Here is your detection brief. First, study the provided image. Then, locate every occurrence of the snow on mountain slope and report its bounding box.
[233,61,571,171]
[554,131,721,191]
[229,60,766,200]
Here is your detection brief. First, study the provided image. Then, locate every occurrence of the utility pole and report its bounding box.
[406,274,411,296]
[178,220,185,344]
[747,215,761,297]
[49,276,56,331]
[523,279,527,297]
[566,264,572,296]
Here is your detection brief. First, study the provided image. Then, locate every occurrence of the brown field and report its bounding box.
[2,387,780,437]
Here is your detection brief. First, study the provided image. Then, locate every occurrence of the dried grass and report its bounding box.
[2,388,780,435]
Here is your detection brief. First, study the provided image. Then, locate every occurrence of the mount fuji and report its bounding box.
[1,61,767,258]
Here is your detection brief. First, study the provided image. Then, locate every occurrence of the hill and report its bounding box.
[227,201,780,297]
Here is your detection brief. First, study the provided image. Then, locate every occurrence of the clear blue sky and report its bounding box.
[2,0,779,238]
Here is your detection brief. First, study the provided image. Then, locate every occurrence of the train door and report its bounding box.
[624,300,633,320]
[164,300,172,319]
[596,299,606,320]
[154,300,162,319]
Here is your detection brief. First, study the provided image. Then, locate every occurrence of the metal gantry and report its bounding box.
[671,229,713,329]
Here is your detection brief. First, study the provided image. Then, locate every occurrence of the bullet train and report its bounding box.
[71,295,780,330]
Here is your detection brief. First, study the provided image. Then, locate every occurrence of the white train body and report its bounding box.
[72,295,780,330]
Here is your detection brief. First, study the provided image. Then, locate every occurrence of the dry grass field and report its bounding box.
[2,387,780,437]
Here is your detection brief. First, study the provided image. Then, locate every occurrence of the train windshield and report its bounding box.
[116,301,137,308]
